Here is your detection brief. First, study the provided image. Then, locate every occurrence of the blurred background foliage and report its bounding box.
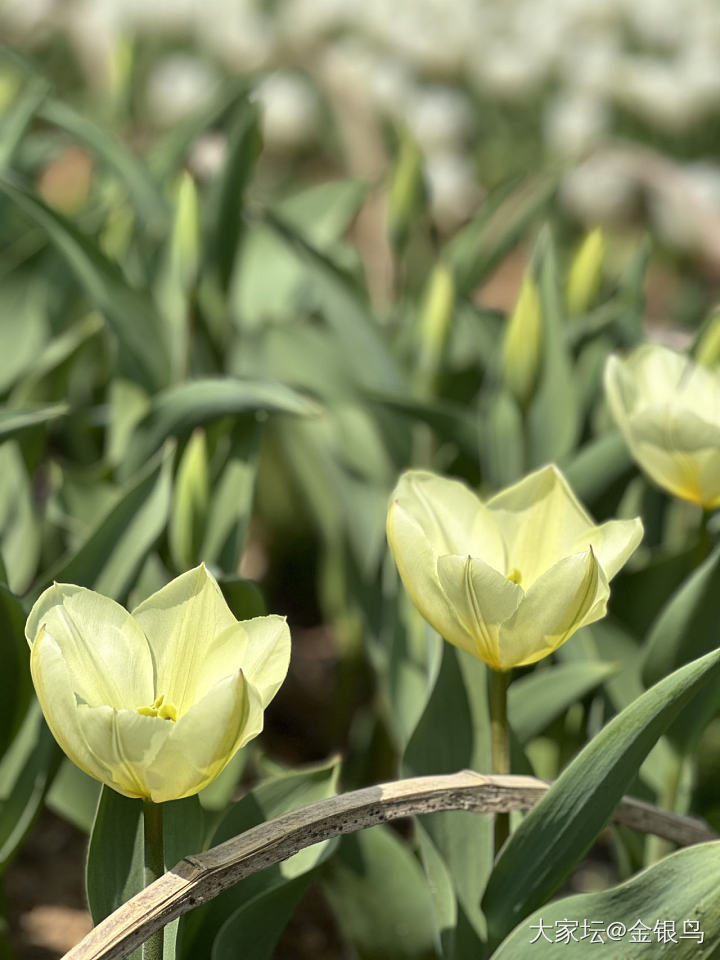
[2,1,720,958]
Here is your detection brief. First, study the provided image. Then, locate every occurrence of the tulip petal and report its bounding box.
[387,500,476,651]
[225,615,291,707]
[132,564,239,714]
[487,465,595,587]
[30,627,117,787]
[75,704,172,799]
[570,517,643,580]
[498,549,607,669]
[605,346,720,508]
[26,583,154,710]
[390,471,506,570]
[144,670,262,803]
[437,554,523,669]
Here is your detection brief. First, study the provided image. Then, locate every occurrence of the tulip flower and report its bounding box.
[25,564,290,803]
[605,343,720,509]
[387,465,642,671]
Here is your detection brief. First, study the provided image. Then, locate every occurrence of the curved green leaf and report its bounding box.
[482,646,720,945]
[0,702,61,871]
[124,378,317,475]
[0,403,67,440]
[0,177,169,390]
[0,583,32,760]
[494,841,720,959]
[38,444,173,602]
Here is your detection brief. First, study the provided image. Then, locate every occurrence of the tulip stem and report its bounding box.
[143,800,165,960]
[489,668,511,856]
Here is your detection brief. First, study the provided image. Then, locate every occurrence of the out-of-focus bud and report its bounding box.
[694,307,720,368]
[169,428,209,571]
[416,262,455,394]
[388,127,426,252]
[566,227,605,316]
[169,172,200,294]
[502,273,542,408]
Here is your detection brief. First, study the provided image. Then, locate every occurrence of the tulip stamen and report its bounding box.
[506,568,522,585]
[137,694,178,722]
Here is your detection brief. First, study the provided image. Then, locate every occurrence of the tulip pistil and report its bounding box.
[506,568,522,585]
[138,695,178,722]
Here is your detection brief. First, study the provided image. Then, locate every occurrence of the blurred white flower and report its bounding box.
[253,72,320,150]
[425,150,481,231]
[561,153,637,224]
[649,162,720,254]
[407,86,474,153]
[544,93,609,159]
[145,54,219,126]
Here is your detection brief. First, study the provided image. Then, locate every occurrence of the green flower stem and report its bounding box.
[490,667,511,856]
[143,799,165,960]
[697,509,712,565]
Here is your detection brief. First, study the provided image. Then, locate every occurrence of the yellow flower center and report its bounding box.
[137,694,178,722]
[506,568,522,585]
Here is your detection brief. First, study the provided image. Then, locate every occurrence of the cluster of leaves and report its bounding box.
[1,43,720,960]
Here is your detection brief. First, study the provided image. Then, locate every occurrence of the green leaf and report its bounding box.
[445,173,556,297]
[277,178,368,250]
[181,759,340,960]
[323,826,437,960]
[494,841,720,959]
[403,646,492,950]
[211,98,262,292]
[0,73,48,171]
[0,441,42,594]
[643,545,720,687]
[642,546,720,750]
[201,419,263,574]
[509,660,619,744]
[0,403,67,440]
[123,378,317,476]
[0,702,61,871]
[0,282,48,393]
[0,583,33,760]
[0,177,169,391]
[46,760,101,833]
[525,227,580,465]
[211,874,312,960]
[40,444,173,602]
[218,577,266,621]
[169,429,209,571]
[39,98,168,230]
[86,787,143,960]
[482,645,720,945]
[562,430,633,507]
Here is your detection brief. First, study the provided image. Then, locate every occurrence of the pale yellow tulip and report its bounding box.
[387,466,642,670]
[26,564,290,803]
[605,343,720,509]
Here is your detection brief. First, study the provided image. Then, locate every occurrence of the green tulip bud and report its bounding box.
[566,227,605,317]
[502,273,543,407]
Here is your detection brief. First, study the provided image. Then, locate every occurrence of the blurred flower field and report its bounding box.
[2,2,720,959]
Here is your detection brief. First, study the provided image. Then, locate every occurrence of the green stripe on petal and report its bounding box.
[437,554,523,669]
[499,550,606,669]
